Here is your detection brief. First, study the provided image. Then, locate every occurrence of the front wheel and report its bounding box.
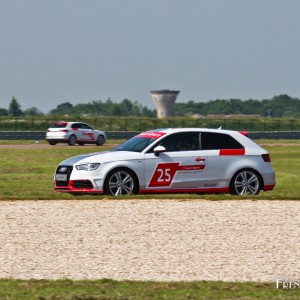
[48,141,57,145]
[230,169,262,195]
[104,168,138,196]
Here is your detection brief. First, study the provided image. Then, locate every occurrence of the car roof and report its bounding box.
[149,128,243,135]
[143,128,258,149]
[53,121,85,125]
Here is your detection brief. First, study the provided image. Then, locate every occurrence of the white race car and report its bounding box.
[54,128,276,196]
[46,121,106,146]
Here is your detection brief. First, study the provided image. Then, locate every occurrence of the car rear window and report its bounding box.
[201,132,243,150]
[50,122,68,128]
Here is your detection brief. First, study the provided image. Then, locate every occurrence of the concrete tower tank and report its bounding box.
[150,90,180,118]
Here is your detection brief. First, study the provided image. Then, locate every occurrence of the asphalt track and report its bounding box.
[0,143,117,149]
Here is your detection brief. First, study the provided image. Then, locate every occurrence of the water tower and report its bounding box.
[150,90,180,118]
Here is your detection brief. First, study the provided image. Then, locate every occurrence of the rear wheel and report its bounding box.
[48,141,57,145]
[230,169,262,195]
[104,168,138,196]
[68,135,77,146]
[96,134,105,146]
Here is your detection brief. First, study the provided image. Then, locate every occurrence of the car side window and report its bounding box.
[149,132,200,152]
[201,132,244,150]
[81,123,92,130]
[71,123,81,129]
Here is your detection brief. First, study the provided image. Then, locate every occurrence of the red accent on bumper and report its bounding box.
[54,180,103,194]
[264,184,276,192]
[55,188,103,194]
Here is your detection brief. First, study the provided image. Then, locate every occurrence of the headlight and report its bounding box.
[75,163,100,171]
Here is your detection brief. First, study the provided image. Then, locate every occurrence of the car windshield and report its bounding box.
[112,137,156,152]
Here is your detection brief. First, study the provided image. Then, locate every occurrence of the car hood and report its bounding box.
[59,151,143,166]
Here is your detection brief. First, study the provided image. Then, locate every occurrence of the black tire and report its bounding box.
[96,134,105,146]
[48,141,57,145]
[68,135,77,146]
[230,169,262,195]
[104,168,138,196]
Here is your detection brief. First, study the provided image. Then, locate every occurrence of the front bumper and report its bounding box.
[55,179,103,194]
[54,165,105,194]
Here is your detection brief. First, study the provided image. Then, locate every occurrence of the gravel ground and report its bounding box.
[0,199,299,282]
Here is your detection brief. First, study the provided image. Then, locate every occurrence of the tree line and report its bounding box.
[1,94,300,118]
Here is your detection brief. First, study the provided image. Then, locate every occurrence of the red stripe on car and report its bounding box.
[219,149,245,156]
[140,187,229,194]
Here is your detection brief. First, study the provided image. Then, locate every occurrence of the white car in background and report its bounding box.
[46,121,106,146]
[54,128,275,196]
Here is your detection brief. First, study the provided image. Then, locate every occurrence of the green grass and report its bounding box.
[266,145,299,200]
[0,279,299,300]
[0,140,299,200]
[0,140,300,200]
[0,139,299,299]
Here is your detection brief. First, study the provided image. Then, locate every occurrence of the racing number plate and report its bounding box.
[55,174,68,181]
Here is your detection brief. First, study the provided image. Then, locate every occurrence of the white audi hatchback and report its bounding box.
[54,128,275,196]
[46,121,106,146]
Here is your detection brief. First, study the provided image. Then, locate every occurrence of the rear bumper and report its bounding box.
[262,169,276,192]
[264,184,276,192]
[46,132,69,139]
[47,138,69,143]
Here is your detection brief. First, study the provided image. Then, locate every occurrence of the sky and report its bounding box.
[1,0,300,113]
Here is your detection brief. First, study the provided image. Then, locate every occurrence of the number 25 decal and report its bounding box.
[148,163,179,187]
[157,168,171,182]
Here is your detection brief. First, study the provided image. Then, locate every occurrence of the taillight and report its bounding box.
[59,129,68,132]
[262,153,271,162]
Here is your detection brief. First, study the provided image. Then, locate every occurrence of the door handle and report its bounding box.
[195,157,205,162]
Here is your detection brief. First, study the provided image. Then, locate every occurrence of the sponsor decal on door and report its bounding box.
[148,162,205,187]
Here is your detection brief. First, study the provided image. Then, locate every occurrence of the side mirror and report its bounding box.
[153,145,166,156]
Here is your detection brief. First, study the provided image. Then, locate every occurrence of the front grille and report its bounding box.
[55,165,73,186]
[56,181,68,186]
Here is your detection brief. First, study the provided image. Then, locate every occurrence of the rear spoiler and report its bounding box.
[216,126,249,137]
[239,131,249,136]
